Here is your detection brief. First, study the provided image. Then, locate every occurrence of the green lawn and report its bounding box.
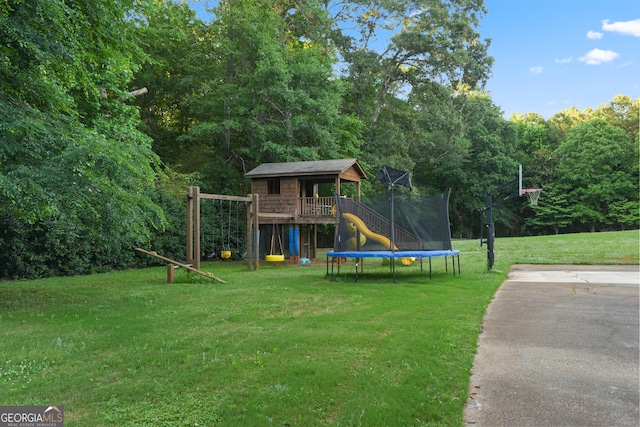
[1,230,638,426]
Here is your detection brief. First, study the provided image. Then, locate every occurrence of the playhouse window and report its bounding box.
[267,179,280,195]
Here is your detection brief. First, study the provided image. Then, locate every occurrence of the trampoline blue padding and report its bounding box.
[326,250,459,259]
[326,250,461,282]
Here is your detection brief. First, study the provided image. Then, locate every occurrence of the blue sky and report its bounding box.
[189,1,639,119]
[480,0,639,118]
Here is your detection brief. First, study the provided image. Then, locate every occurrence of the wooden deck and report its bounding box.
[259,196,342,224]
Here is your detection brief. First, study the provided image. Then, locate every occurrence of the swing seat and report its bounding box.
[221,250,232,259]
[267,223,285,262]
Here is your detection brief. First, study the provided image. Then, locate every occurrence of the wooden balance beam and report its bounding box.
[135,248,227,284]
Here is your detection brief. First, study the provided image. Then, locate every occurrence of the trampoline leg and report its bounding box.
[445,256,448,273]
[354,259,359,282]
[457,254,461,275]
[392,258,397,284]
[452,255,456,276]
[429,257,432,279]
[387,257,395,282]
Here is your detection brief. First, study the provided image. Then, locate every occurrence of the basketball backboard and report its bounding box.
[518,164,522,196]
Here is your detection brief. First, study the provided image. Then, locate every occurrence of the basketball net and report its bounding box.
[521,189,542,206]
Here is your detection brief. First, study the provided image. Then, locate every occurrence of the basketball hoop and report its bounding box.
[521,189,542,206]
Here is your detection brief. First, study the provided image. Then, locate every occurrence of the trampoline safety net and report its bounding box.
[333,189,453,252]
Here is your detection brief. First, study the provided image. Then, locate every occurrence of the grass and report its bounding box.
[1,230,638,426]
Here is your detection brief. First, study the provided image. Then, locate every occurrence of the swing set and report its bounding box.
[213,197,242,260]
[187,186,260,271]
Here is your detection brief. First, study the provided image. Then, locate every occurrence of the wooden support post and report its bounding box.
[187,186,195,267]
[186,186,201,271]
[167,263,175,283]
[252,193,260,270]
[313,224,318,261]
[246,194,252,271]
[244,193,260,271]
[194,187,200,271]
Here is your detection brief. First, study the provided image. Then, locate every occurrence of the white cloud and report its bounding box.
[555,57,572,64]
[529,66,543,74]
[578,49,619,65]
[602,19,640,37]
[587,30,603,39]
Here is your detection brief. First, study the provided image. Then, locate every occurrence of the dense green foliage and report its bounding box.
[1,0,638,279]
[0,0,167,278]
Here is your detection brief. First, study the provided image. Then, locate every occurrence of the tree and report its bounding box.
[359,96,421,181]
[554,118,638,232]
[131,0,207,166]
[454,95,518,237]
[179,0,363,188]
[510,112,551,158]
[408,82,472,194]
[0,0,166,278]
[408,90,518,237]
[526,147,557,188]
[594,95,639,142]
[547,106,592,149]
[608,200,640,231]
[523,184,572,234]
[329,0,493,125]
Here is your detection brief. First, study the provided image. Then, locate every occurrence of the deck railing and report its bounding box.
[299,196,338,217]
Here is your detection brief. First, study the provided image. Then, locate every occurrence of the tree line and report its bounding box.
[1,0,638,279]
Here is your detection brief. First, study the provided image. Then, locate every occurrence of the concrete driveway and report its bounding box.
[464,264,639,427]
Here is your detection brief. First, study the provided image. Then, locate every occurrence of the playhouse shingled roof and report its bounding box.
[244,158,367,180]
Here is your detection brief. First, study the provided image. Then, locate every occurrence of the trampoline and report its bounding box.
[326,167,460,282]
[326,250,460,282]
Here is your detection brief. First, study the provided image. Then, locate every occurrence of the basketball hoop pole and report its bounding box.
[481,165,522,271]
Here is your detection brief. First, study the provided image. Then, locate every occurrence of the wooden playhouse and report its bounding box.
[244,158,367,262]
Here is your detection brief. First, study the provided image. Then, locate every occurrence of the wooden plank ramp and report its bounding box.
[135,248,228,284]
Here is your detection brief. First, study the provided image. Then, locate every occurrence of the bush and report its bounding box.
[0,186,187,280]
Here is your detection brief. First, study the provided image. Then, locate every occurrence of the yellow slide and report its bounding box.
[343,212,397,250]
[342,213,414,265]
